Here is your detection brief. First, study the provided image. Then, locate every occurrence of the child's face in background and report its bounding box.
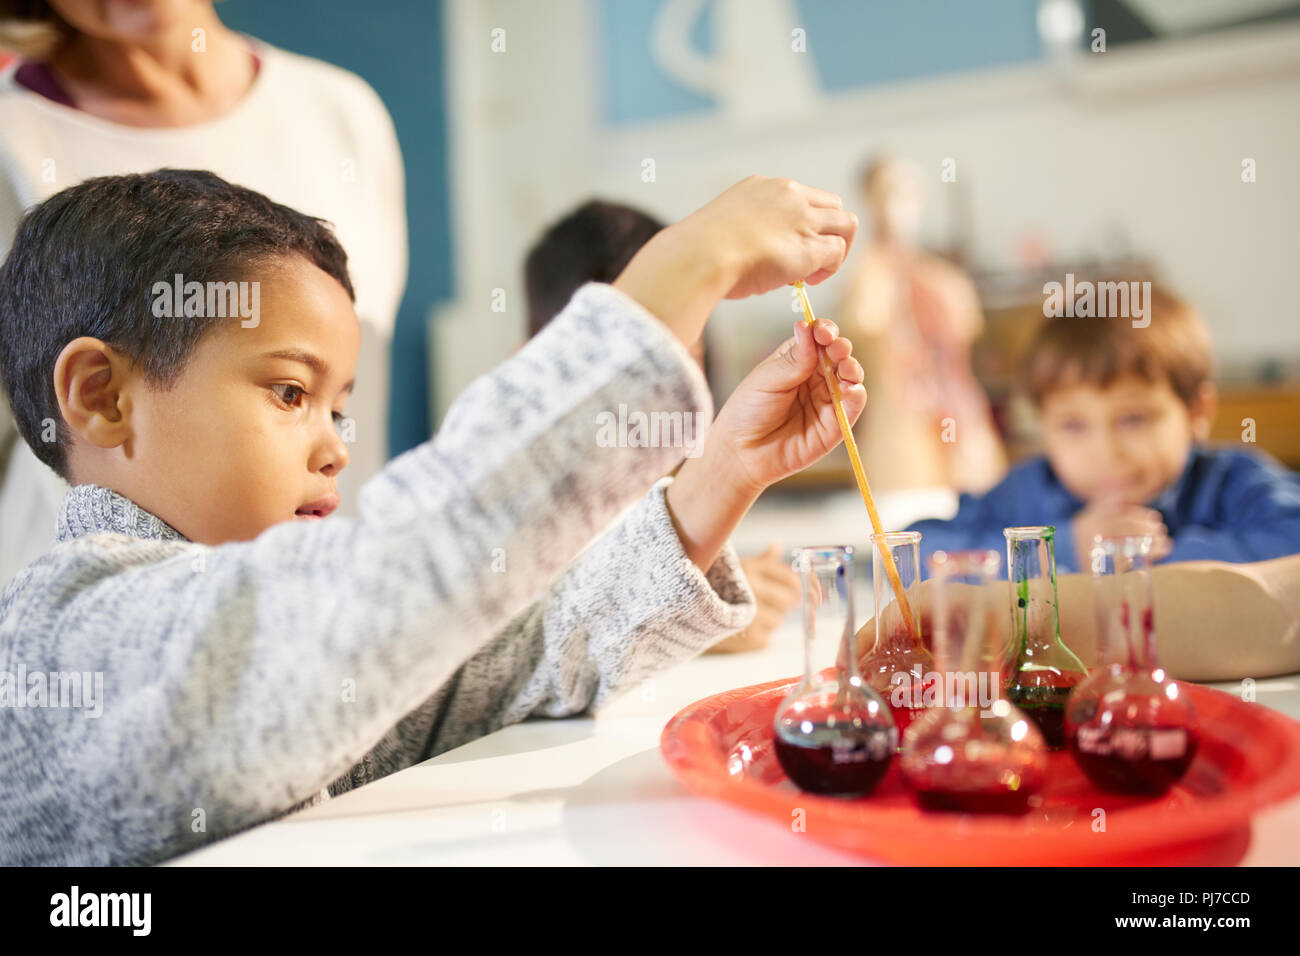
[1039,374,1211,507]
[112,257,360,545]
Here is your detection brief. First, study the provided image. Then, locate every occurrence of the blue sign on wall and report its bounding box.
[600,0,1046,126]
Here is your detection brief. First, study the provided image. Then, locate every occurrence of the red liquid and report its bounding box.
[888,702,925,739]
[774,726,895,796]
[1068,725,1198,794]
[914,786,1034,815]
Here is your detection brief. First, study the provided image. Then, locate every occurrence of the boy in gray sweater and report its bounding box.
[0,170,862,865]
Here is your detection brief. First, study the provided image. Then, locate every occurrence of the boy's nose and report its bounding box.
[1103,425,1130,463]
[325,440,350,477]
[313,423,351,477]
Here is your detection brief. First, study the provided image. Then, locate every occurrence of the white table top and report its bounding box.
[171,491,1300,866]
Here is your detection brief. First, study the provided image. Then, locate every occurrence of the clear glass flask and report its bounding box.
[773,546,897,796]
[1004,526,1089,749]
[1065,534,1198,794]
[860,531,934,737]
[901,550,1048,814]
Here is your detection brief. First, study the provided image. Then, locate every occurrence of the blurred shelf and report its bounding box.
[1210,385,1300,470]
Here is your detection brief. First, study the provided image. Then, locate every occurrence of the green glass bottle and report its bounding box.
[1003,526,1089,750]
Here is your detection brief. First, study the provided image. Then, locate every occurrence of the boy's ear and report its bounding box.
[1189,381,1218,441]
[52,337,135,451]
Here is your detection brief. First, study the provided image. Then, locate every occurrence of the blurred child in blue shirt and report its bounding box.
[909,284,1300,572]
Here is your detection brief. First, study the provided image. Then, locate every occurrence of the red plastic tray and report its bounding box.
[660,673,1300,865]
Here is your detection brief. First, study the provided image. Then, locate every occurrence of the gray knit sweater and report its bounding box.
[0,282,756,866]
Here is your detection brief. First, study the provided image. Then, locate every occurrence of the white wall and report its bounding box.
[433,1,1300,420]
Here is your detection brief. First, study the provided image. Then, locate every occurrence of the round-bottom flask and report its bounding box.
[860,531,934,739]
[1066,535,1197,795]
[901,549,1048,814]
[774,546,897,796]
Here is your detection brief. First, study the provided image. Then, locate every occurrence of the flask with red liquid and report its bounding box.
[860,531,934,737]
[1004,526,1089,749]
[773,546,897,796]
[1065,534,1198,794]
[901,549,1048,814]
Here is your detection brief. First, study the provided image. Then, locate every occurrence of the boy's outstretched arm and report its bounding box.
[341,314,868,774]
[346,479,757,780]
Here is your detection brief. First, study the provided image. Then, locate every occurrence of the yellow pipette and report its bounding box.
[793,280,918,641]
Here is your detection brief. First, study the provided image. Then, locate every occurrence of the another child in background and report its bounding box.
[908,284,1300,572]
[525,199,801,652]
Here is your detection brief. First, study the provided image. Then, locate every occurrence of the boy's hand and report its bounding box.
[614,176,857,348]
[664,319,864,572]
[709,317,866,494]
[684,176,858,298]
[1071,500,1173,570]
[707,544,801,654]
[712,546,800,650]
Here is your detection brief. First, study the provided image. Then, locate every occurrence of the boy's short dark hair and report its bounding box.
[1023,283,1214,408]
[0,0,66,59]
[0,169,354,479]
[523,199,665,338]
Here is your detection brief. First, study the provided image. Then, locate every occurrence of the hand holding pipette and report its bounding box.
[666,310,865,572]
[699,314,866,493]
[793,280,920,642]
[616,174,860,576]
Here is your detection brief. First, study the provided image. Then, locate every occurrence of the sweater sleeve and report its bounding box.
[0,282,714,865]
[909,489,1015,570]
[329,479,755,794]
[907,461,1087,573]
[1165,455,1300,564]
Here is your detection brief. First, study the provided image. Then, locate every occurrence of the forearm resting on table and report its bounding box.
[1055,554,1300,682]
[862,556,1300,684]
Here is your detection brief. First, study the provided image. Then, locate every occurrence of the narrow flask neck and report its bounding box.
[1008,532,1089,675]
[871,619,922,656]
[1098,599,1159,670]
[1093,545,1160,671]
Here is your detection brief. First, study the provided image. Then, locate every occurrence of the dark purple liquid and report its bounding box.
[1068,725,1198,794]
[1009,678,1081,750]
[915,786,1034,815]
[774,724,895,796]
[1025,705,1066,750]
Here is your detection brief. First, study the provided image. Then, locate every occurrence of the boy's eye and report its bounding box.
[1119,413,1149,428]
[270,383,306,407]
[1057,419,1086,434]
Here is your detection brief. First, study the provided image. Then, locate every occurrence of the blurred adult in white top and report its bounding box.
[839,156,1004,495]
[0,0,407,586]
